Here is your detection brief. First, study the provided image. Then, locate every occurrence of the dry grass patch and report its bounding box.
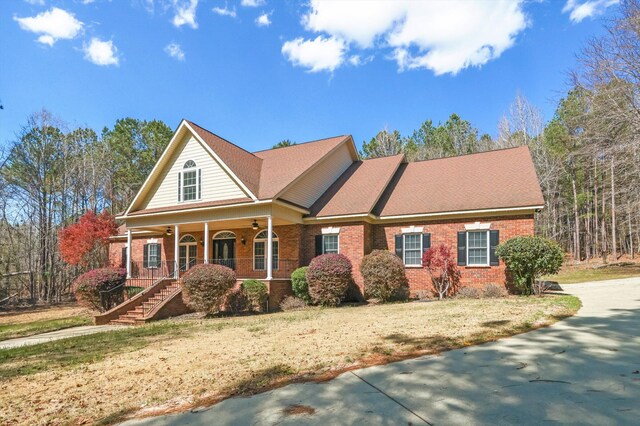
[0,295,579,426]
[0,305,90,325]
[0,305,92,341]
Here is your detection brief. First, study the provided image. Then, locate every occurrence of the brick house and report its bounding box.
[101,120,543,323]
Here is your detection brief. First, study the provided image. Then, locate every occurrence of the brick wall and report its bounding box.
[111,214,533,302]
[301,222,372,288]
[373,215,535,294]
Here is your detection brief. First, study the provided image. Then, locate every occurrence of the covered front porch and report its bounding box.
[120,202,306,289]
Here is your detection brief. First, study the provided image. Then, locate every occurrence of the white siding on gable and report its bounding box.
[281,143,354,208]
[140,135,247,210]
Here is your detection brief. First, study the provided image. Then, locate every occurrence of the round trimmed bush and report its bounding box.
[360,250,409,302]
[72,267,126,312]
[306,254,353,307]
[224,287,249,314]
[181,264,236,313]
[291,266,311,303]
[242,279,268,312]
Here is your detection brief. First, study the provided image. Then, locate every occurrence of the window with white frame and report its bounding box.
[467,231,489,266]
[322,234,339,254]
[178,160,200,202]
[403,233,422,266]
[253,230,279,270]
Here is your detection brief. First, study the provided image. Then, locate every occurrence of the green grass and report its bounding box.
[546,264,640,284]
[0,316,92,341]
[0,321,193,379]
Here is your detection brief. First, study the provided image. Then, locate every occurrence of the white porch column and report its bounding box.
[204,222,209,264]
[266,216,273,280]
[174,225,180,278]
[126,229,132,279]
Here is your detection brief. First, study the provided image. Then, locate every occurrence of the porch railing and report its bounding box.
[127,258,299,282]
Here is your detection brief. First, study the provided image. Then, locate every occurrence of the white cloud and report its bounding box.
[281,36,346,73]
[286,0,528,75]
[563,0,619,23]
[172,0,199,29]
[241,0,265,7]
[165,42,185,60]
[14,7,84,46]
[83,37,119,66]
[256,12,271,27]
[348,54,373,67]
[24,0,45,5]
[81,0,96,4]
[212,5,237,18]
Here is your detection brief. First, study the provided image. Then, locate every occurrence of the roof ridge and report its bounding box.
[252,134,350,154]
[406,145,528,165]
[185,119,261,159]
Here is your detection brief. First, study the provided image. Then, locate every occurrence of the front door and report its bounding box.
[213,238,235,270]
[179,243,197,272]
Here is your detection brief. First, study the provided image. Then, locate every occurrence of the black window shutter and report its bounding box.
[177,172,182,202]
[422,233,431,253]
[154,243,162,267]
[490,230,500,266]
[197,169,202,199]
[457,231,467,266]
[143,244,149,269]
[121,247,127,268]
[315,235,323,256]
[394,234,403,259]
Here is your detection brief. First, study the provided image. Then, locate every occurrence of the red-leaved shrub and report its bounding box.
[72,267,126,312]
[181,264,236,314]
[306,254,353,306]
[422,244,461,300]
[360,250,409,302]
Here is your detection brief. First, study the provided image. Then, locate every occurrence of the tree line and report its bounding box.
[2,0,640,304]
[0,114,173,302]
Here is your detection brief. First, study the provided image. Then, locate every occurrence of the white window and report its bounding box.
[403,234,422,266]
[254,230,279,270]
[178,160,201,202]
[322,234,339,254]
[148,244,159,267]
[467,231,489,266]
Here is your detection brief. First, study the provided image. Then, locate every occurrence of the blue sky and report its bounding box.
[0,0,620,152]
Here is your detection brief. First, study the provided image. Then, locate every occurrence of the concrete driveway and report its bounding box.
[122,278,640,425]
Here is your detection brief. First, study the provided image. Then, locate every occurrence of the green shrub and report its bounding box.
[291,266,311,303]
[242,279,268,312]
[279,296,308,311]
[360,250,409,302]
[224,287,249,314]
[483,283,508,298]
[181,264,236,313]
[496,236,564,296]
[456,286,481,299]
[306,254,353,307]
[72,267,126,312]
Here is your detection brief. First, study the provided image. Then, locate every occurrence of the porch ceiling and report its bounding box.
[129,216,296,234]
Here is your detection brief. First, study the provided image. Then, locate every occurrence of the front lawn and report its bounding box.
[0,305,92,341]
[545,262,640,284]
[0,295,580,426]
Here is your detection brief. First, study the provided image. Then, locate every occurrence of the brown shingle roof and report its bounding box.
[186,120,263,197]
[253,135,351,199]
[309,154,404,217]
[373,146,544,217]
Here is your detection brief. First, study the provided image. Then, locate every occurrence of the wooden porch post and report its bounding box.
[126,229,132,279]
[204,222,209,264]
[174,225,180,278]
[267,215,273,280]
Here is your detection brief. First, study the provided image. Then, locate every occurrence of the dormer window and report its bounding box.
[178,160,201,202]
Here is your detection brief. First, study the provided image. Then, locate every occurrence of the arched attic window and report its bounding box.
[178,160,201,202]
